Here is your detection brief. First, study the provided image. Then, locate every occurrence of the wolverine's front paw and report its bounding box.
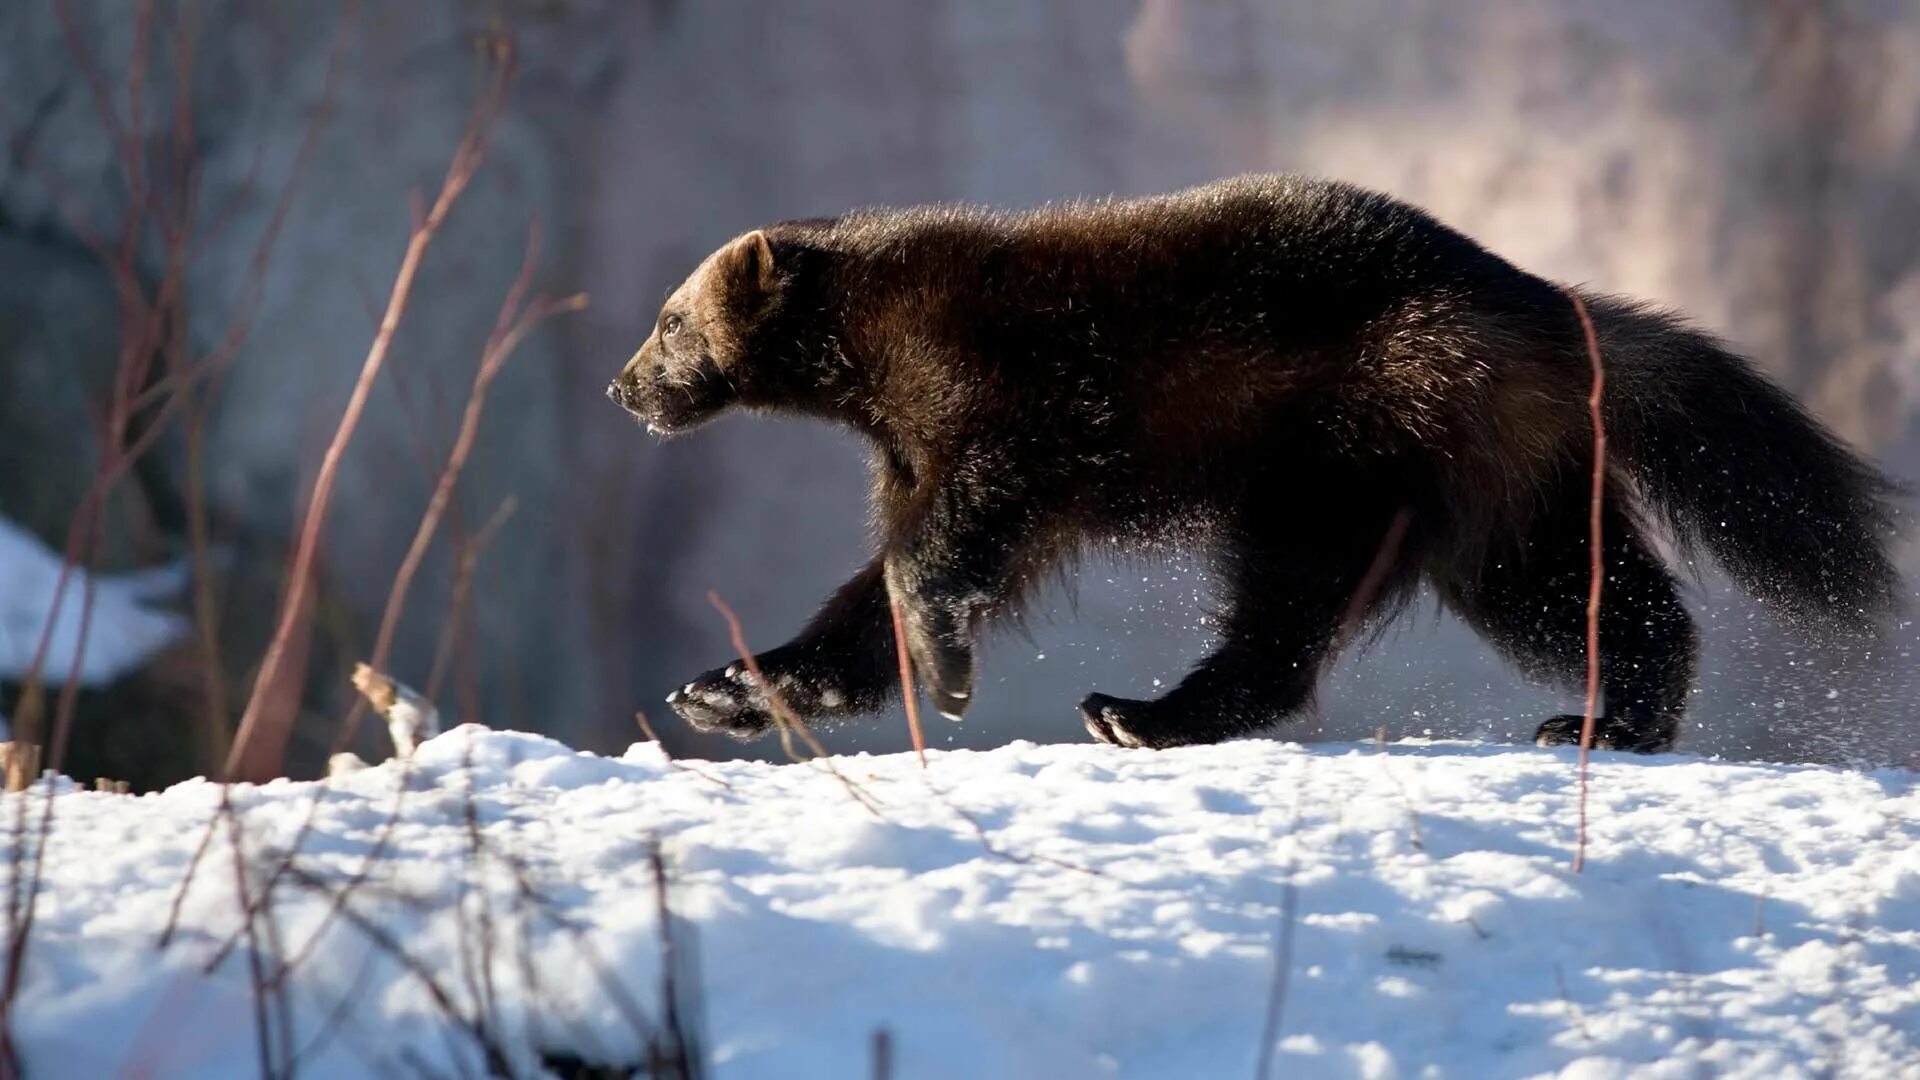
[1080,693,1181,749]
[667,662,774,738]
[1533,715,1596,749]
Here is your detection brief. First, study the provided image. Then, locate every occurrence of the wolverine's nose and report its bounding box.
[606,379,635,411]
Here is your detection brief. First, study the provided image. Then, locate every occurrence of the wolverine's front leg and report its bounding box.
[668,560,897,737]
[884,557,986,721]
[885,460,1041,721]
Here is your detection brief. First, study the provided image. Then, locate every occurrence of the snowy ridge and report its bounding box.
[8,729,1919,1078]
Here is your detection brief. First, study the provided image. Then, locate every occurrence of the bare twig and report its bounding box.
[283,866,516,1078]
[44,496,107,780]
[1254,774,1311,1079]
[1333,507,1414,652]
[1565,289,1607,874]
[220,789,283,1079]
[227,34,516,782]
[158,792,224,948]
[220,757,419,984]
[171,39,535,1007]
[4,0,356,789]
[171,0,358,771]
[633,713,733,791]
[887,598,928,768]
[1552,962,1592,1043]
[705,591,884,818]
[489,844,660,1055]
[934,791,1105,879]
[884,587,1101,876]
[0,776,49,1075]
[281,942,384,1075]
[255,887,298,1080]
[199,669,424,982]
[1252,876,1301,1080]
[49,0,139,188]
[336,219,587,753]
[426,499,517,706]
[458,732,502,1049]
[647,844,701,1080]
[1303,505,1413,733]
[0,515,105,1077]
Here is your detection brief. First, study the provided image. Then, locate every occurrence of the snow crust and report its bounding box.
[6,728,1918,1078]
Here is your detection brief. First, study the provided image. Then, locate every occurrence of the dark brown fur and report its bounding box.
[608,174,1899,753]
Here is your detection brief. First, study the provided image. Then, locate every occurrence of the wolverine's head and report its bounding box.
[607,229,785,436]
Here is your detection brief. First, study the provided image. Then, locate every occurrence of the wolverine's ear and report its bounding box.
[722,230,778,302]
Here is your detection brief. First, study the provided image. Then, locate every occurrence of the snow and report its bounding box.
[0,515,190,685]
[5,728,1918,1078]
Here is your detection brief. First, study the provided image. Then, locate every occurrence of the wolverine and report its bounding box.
[607,175,1899,753]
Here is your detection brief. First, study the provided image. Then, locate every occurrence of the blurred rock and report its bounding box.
[0,236,164,568]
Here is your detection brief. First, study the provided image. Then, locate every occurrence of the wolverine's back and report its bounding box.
[782,174,1585,514]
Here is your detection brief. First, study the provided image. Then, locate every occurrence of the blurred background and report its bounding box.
[2,0,1917,789]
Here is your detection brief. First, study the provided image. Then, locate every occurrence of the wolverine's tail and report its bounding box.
[1584,293,1902,630]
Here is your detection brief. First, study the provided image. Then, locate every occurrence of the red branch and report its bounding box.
[887,598,929,769]
[224,37,515,781]
[705,592,884,817]
[1334,506,1413,652]
[1567,289,1607,874]
[334,219,587,753]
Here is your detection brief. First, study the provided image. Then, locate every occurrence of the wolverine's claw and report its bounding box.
[1080,693,1164,749]
[915,639,975,720]
[668,665,774,738]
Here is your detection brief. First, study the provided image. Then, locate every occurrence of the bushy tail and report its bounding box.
[1586,293,1903,631]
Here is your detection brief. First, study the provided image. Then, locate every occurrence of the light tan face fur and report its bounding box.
[606,231,773,434]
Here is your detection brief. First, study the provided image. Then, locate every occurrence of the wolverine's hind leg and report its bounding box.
[1082,504,1419,749]
[1434,489,1697,753]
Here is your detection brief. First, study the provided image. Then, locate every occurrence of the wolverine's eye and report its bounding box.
[662,315,683,337]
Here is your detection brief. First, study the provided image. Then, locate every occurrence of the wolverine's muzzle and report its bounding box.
[606,377,648,421]
[606,370,704,437]
[607,337,737,437]
[606,372,667,434]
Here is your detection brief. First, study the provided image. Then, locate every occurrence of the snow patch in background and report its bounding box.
[0,515,189,685]
[6,727,1918,1078]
